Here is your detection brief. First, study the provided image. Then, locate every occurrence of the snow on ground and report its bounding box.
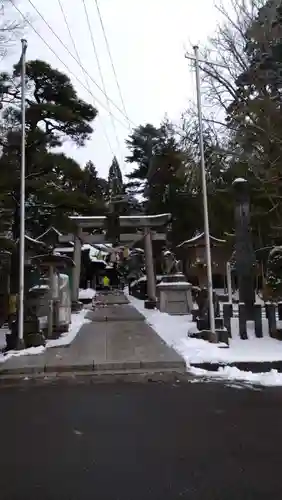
[128,293,282,386]
[0,308,90,363]
[190,366,282,387]
[0,345,46,364]
[79,288,96,300]
[47,308,91,348]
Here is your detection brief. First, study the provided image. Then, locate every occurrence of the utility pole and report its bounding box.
[145,136,157,307]
[17,39,27,348]
[185,46,216,336]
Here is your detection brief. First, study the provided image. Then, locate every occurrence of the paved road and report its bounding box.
[1,378,282,499]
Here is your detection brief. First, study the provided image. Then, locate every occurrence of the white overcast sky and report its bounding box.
[6,0,225,178]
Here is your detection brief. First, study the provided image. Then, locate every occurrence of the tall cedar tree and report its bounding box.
[126,121,204,244]
[79,160,108,215]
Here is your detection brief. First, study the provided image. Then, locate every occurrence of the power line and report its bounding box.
[94,0,130,131]
[57,0,89,87]
[57,0,115,157]
[81,0,122,160]
[8,0,131,130]
[19,0,136,128]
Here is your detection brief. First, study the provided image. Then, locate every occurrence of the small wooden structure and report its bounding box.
[177,233,228,287]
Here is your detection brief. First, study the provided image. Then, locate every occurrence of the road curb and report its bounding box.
[0,368,190,386]
[0,362,186,379]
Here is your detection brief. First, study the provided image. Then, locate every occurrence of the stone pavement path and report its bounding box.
[0,291,185,376]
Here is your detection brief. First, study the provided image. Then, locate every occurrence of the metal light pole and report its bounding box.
[18,39,27,347]
[185,46,215,335]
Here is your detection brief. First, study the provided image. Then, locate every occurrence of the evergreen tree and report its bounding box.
[198,0,282,247]
[225,0,282,244]
[126,120,202,244]
[0,59,98,237]
[108,156,124,198]
[79,160,108,215]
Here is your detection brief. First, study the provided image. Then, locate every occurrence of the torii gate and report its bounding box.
[59,213,171,308]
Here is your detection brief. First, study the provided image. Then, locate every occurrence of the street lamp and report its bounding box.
[185,46,226,337]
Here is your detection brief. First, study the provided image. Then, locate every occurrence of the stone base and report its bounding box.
[43,323,70,339]
[71,301,83,312]
[217,328,229,346]
[144,299,156,310]
[157,281,193,315]
[208,330,218,344]
[43,328,60,340]
[217,293,229,303]
[275,329,282,341]
[160,274,186,283]
[192,309,199,322]
[5,330,20,351]
[188,327,229,346]
[56,323,70,334]
[14,338,25,351]
[197,318,209,331]
[24,332,46,348]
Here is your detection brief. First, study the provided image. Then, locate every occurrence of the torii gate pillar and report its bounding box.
[144,228,157,308]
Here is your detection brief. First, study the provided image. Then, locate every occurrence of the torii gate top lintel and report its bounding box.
[70,213,171,229]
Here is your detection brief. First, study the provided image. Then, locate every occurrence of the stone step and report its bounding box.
[95,292,129,305]
[85,304,145,322]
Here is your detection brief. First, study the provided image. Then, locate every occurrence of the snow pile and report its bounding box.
[0,308,90,363]
[0,345,45,364]
[128,293,191,348]
[47,308,91,348]
[190,366,282,387]
[127,293,282,386]
[0,326,8,351]
[177,328,282,364]
[79,288,96,300]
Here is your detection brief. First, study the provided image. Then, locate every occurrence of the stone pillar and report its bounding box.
[72,232,82,308]
[233,178,255,316]
[144,227,156,308]
[47,265,54,339]
[226,261,232,303]
[265,303,277,338]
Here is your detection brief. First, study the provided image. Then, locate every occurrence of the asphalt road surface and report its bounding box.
[1,377,282,500]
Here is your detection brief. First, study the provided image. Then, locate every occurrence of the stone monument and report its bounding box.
[157,248,193,315]
[233,178,256,311]
[231,178,262,338]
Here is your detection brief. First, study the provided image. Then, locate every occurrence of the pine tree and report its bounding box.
[0,59,98,237]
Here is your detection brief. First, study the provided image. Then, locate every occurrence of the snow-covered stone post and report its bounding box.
[222,303,233,337]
